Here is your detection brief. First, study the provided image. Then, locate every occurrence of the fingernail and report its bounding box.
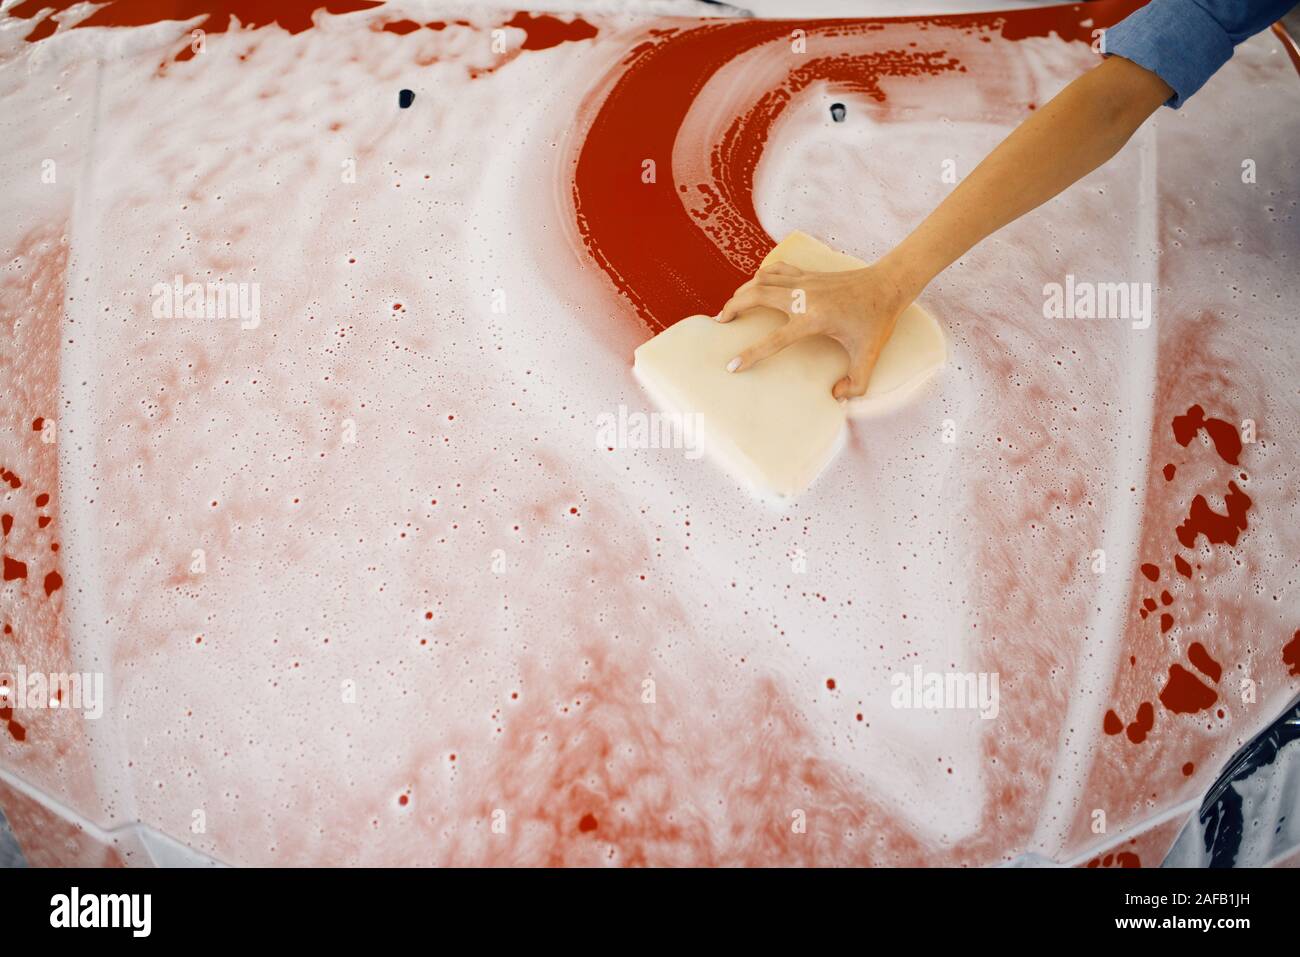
[726,357,741,373]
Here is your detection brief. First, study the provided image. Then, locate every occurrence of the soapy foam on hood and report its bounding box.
[0,1,1298,865]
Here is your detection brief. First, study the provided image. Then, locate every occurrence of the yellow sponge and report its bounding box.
[632,231,944,500]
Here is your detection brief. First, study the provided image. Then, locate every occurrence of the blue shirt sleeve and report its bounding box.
[1102,0,1298,107]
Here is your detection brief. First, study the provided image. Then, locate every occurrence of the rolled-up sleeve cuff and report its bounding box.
[1102,0,1234,108]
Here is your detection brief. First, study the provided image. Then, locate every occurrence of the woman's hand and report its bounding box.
[713,56,1175,400]
[716,261,913,400]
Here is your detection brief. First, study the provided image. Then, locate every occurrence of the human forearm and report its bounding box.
[879,55,1173,299]
[718,55,1175,399]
